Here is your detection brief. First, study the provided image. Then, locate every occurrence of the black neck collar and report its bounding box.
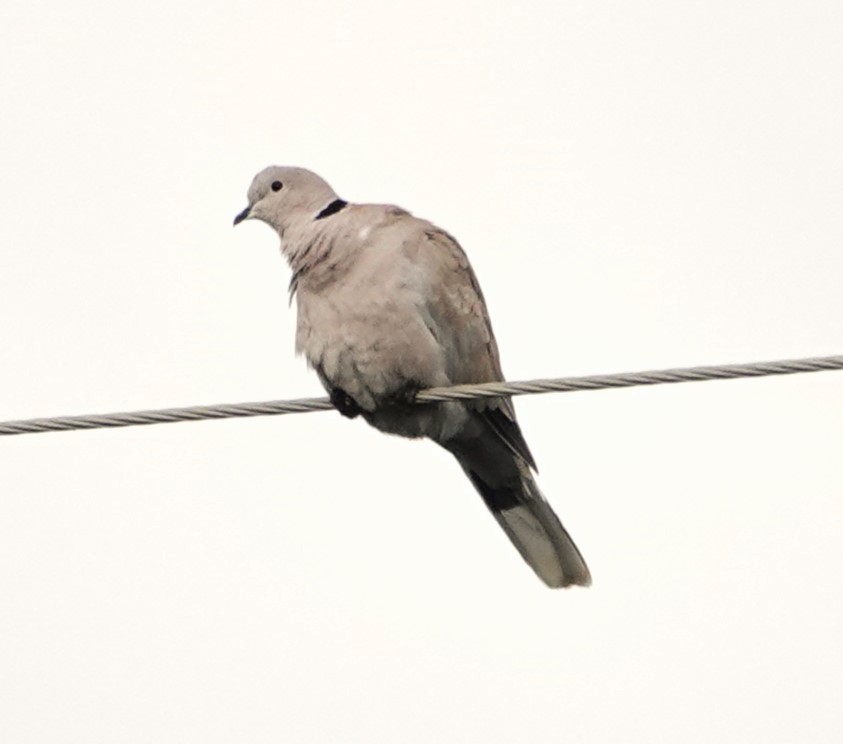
[315,199,348,220]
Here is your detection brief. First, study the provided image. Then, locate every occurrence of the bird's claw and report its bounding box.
[330,388,362,419]
[387,382,421,411]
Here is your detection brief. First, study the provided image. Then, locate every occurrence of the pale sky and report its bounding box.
[1,2,842,742]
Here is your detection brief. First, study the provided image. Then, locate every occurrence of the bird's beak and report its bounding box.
[233,205,251,226]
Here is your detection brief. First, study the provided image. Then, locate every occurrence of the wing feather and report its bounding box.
[411,227,538,469]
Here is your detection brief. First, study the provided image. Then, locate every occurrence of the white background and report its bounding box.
[1,2,842,742]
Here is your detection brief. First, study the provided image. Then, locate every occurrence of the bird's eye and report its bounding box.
[271,181,283,192]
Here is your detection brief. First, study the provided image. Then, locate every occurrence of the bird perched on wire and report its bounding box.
[234,167,590,588]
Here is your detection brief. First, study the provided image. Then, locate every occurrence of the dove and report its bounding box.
[234,166,590,588]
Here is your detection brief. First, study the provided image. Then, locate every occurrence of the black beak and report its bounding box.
[233,206,251,226]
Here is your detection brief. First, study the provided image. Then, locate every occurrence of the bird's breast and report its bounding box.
[294,274,449,412]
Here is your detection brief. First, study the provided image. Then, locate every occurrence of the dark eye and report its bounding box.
[271,180,283,192]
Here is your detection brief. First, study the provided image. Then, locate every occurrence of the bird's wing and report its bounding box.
[406,225,537,469]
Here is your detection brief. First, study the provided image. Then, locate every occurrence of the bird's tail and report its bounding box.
[444,427,591,588]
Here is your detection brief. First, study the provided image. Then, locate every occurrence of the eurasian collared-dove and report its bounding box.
[234,166,590,588]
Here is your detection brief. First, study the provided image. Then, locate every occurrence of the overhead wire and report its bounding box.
[2,354,841,437]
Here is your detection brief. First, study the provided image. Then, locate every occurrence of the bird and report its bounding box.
[234,166,590,588]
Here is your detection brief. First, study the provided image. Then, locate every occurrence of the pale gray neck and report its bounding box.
[282,212,353,295]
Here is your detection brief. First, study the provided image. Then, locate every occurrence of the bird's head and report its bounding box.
[233,166,339,234]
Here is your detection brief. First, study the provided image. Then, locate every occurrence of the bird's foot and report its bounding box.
[330,388,362,419]
[384,381,421,412]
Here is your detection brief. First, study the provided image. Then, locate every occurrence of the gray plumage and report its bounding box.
[234,166,590,588]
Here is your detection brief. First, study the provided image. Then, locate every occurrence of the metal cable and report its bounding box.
[1,354,841,437]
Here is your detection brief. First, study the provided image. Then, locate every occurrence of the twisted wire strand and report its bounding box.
[1,354,841,437]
